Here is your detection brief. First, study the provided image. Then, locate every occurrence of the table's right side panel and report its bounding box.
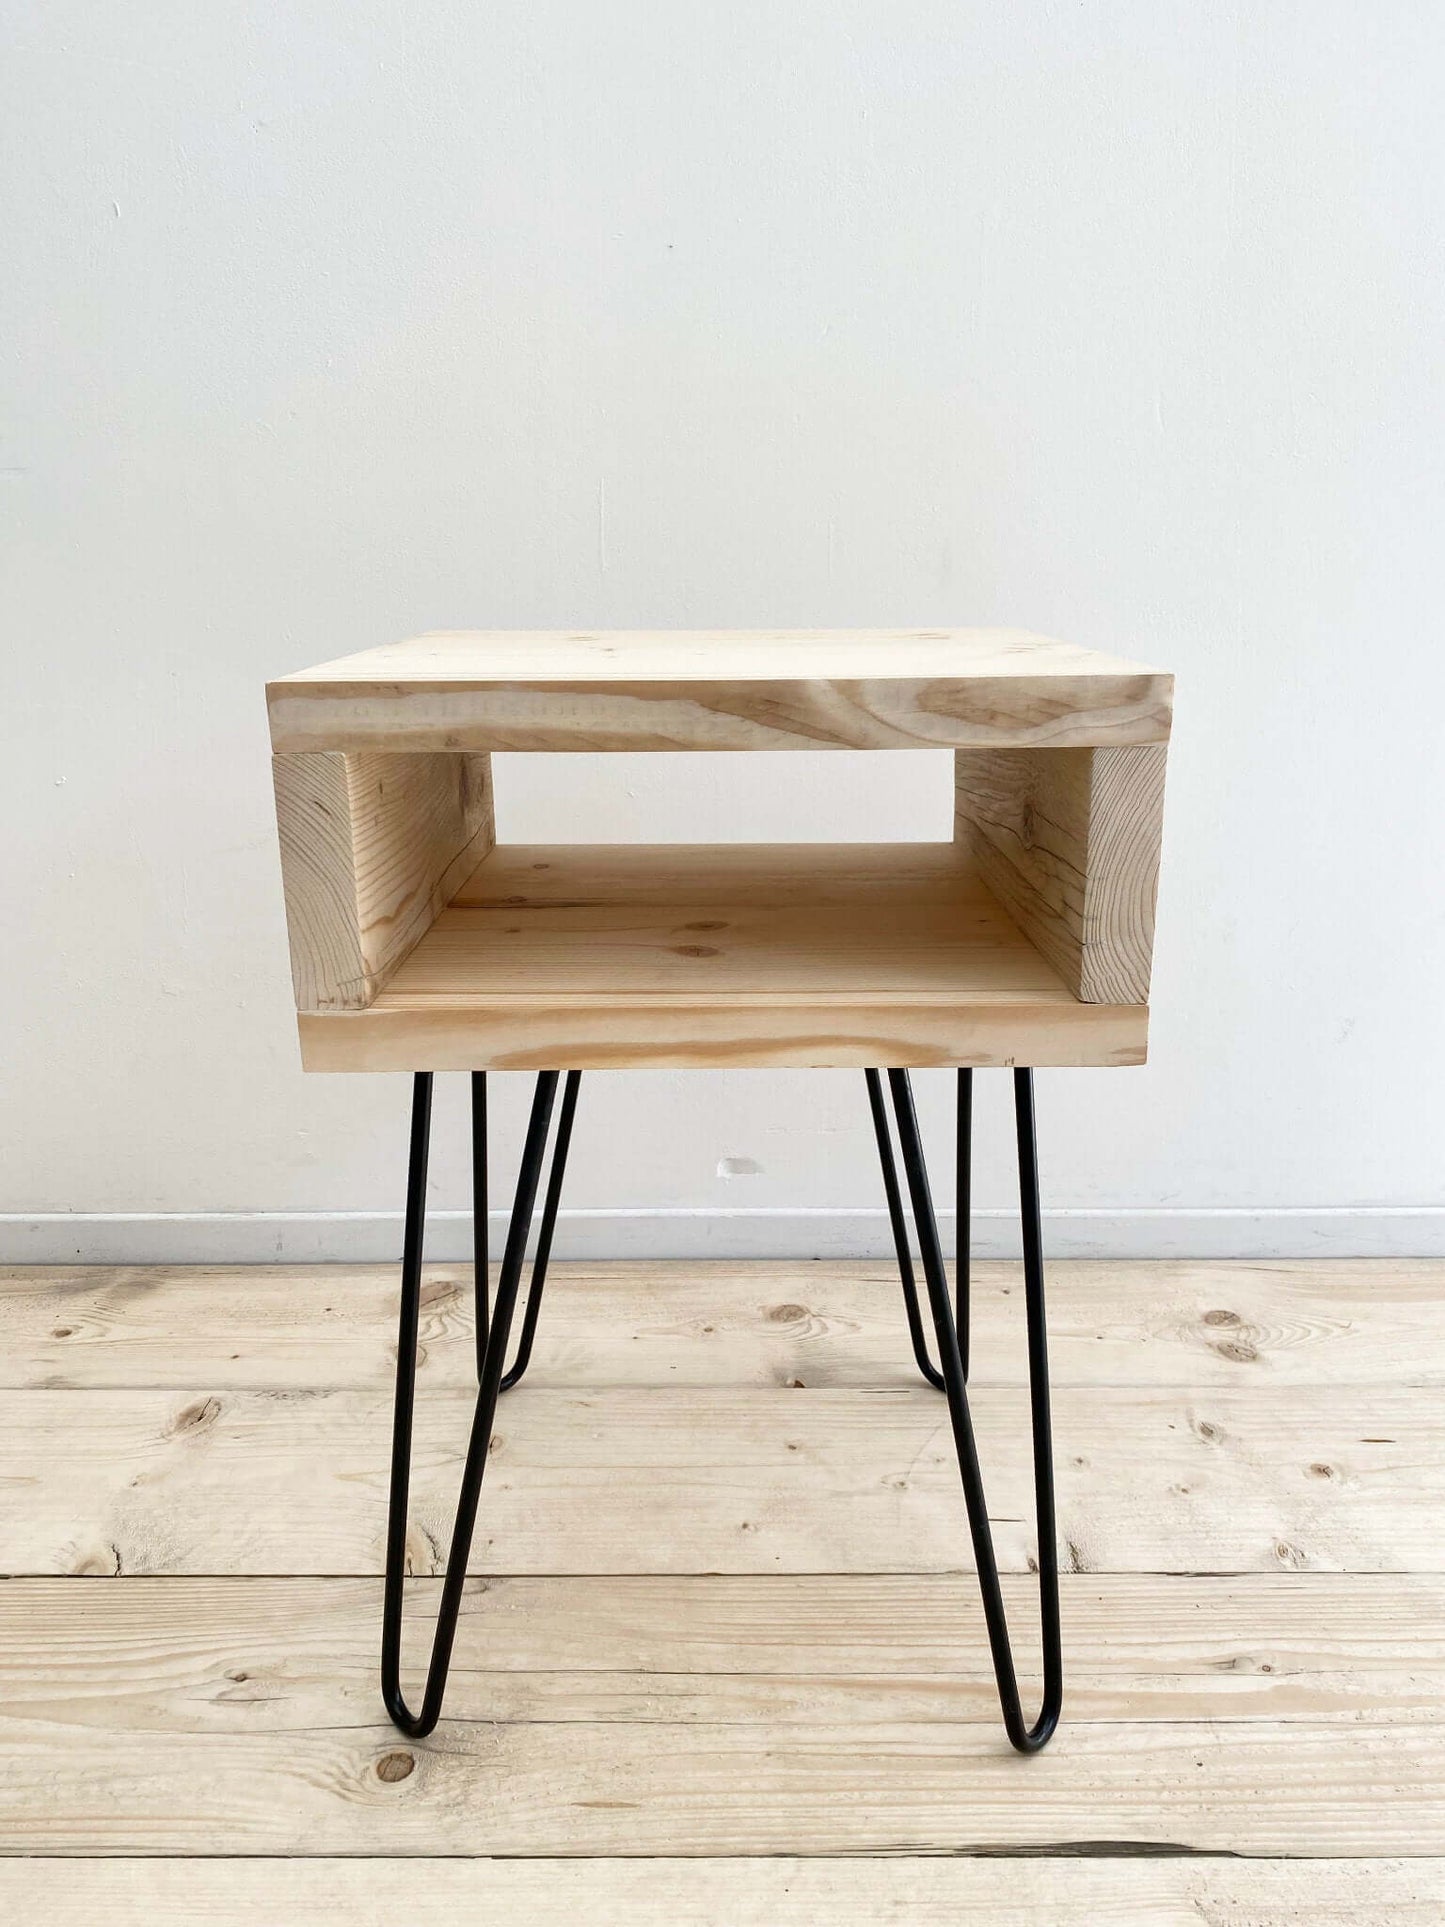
[953,744,1168,1007]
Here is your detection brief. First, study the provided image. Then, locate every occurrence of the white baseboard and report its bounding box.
[2,1206,1442,1264]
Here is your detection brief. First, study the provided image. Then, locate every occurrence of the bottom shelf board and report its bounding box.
[297,843,1148,1071]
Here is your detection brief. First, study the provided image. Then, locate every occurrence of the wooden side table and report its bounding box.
[267,630,1172,1755]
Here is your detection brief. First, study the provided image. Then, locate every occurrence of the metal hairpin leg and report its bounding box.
[382,1068,580,1737]
[471,1070,582,1391]
[870,1066,1062,1754]
[866,1067,973,1388]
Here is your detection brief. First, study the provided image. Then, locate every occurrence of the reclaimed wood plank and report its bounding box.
[1,1383,1436,1577]
[5,1259,1440,1393]
[266,630,1173,755]
[295,845,1148,1069]
[0,1713,1438,1855]
[954,745,1166,1002]
[272,750,493,1012]
[1,1574,1440,1730]
[9,1857,1444,1923]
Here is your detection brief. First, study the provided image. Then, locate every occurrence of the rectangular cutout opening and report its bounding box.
[490,751,956,845]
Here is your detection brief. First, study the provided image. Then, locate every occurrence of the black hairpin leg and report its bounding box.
[471,1070,582,1392]
[867,1068,974,1388]
[875,1067,1062,1754]
[382,1068,579,1737]
[470,1072,489,1380]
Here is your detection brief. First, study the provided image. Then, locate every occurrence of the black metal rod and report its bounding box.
[467,1072,582,1396]
[382,1071,561,1738]
[1013,1066,1062,1734]
[866,1068,973,1388]
[956,1067,972,1378]
[886,1067,1061,1753]
[471,1072,488,1377]
[501,1069,581,1392]
[382,1064,1056,1749]
[865,1069,944,1390]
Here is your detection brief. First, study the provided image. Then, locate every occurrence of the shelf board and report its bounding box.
[267,628,1172,753]
[296,844,1148,1072]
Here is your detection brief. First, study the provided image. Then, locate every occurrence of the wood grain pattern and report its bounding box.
[294,843,1148,1069]
[2,1256,1445,1873]
[0,1712,1439,1855]
[299,996,1148,1072]
[954,745,1167,1003]
[5,1382,1438,1578]
[9,1858,1444,1924]
[266,630,1174,754]
[437,845,1067,993]
[4,1573,1441,1728]
[3,1257,1444,1876]
[272,750,494,1011]
[267,635,1172,1072]
[8,1258,1442,1393]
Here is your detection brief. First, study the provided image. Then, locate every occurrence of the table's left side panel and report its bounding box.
[271,751,494,1027]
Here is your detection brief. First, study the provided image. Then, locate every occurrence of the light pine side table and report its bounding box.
[267,630,1172,1754]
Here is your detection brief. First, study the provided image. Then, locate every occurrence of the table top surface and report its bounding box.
[273,629,1166,690]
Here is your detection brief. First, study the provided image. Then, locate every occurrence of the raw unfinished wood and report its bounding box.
[300,996,1147,1072]
[295,843,1148,1069]
[4,1573,1441,1728]
[272,750,494,1011]
[266,634,1172,1067]
[954,744,1167,1003]
[0,1712,1439,1855]
[9,1258,1444,1392]
[267,630,1174,754]
[266,634,1172,1065]
[3,1256,1444,1876]
[441,844,1066,992]
[8,1858,1445,1925]
[5,1382,1438,1577]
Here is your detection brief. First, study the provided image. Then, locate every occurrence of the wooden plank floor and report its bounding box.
[2,1258,1443,1919]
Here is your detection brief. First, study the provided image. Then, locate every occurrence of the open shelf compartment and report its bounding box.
[268,630,1169,1071]
[293,841,1149,1071]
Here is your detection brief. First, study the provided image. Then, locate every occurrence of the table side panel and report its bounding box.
[954,745,1167,1005]
[271,751,494,1012]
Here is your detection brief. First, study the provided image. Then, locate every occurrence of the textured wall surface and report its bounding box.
[3,3,1441,1257]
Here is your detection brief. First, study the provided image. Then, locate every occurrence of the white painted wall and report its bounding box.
[4,2,1442,1261]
